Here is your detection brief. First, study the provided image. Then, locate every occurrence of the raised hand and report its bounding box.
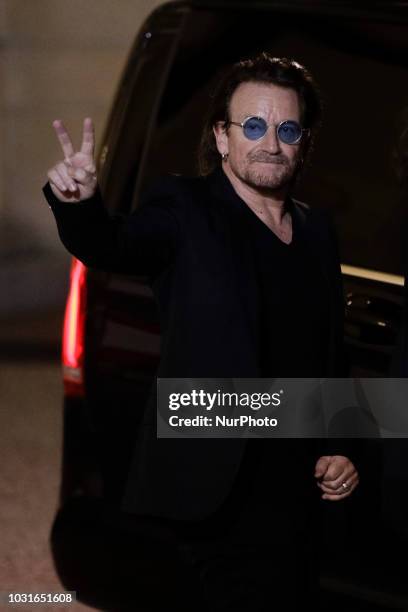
[47,118,97,202]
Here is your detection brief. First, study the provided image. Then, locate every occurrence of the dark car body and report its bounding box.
[50,1,408,610]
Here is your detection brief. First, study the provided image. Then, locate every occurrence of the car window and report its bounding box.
[135,6,408,275]
[97,5,188,214]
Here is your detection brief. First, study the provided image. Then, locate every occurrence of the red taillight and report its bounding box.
[62,258,87,397]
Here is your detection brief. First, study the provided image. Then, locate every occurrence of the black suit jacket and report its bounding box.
[43,167,353,521]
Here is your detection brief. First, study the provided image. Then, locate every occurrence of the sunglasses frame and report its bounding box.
[227,116,310,144]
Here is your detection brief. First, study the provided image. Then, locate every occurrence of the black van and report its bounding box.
[50,1,408,610]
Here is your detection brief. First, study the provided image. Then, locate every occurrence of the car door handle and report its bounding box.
[345,293,402,346]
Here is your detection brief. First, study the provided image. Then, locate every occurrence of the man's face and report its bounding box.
[213,81,304,191]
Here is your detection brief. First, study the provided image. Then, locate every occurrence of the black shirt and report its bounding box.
[240,198,330,378]
[216,179,332,501]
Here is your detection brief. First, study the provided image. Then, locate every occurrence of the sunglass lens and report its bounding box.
[243,117,267,140]
[277,120,302,144]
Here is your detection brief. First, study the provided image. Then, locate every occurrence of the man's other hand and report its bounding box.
[314,455,359,500]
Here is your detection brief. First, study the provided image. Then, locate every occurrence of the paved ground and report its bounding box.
[0,310,94,611]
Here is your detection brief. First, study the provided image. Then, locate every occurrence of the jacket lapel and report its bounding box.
[205,171,261,371]
[290,197,331,288]
[291,197,345,375]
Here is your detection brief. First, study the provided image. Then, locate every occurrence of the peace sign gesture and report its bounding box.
[47,117,97,202]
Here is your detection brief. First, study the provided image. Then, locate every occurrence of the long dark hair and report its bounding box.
[198,53,322,175]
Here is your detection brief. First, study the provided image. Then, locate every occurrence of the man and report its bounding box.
[44,54,358,609]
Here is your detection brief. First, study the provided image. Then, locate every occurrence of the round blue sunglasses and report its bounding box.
[228,116,309,145]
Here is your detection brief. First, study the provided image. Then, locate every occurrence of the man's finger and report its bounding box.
[321,478,359,501]
[53,120,75,159]
[48,168,70,193]
[84,162,96,174]
[321,459,348,482]
[68,167,96,186]
[321,469,357,491]
[80,117,95,157]
[318,473,359,494]
[314,456,331,478]
[56,163,77,192]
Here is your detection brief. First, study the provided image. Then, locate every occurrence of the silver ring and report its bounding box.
[341,482,349,490]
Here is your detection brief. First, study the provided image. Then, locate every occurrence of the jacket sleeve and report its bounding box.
[42,177,184,277]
